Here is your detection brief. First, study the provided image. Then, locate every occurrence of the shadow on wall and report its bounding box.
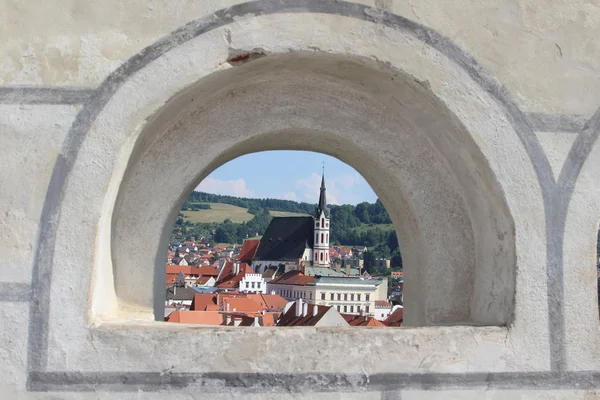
[106,52,516,328]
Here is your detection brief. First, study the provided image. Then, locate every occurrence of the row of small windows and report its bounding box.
[315,232,329,244]
[321,292,370,302]
[314,251,329,262]
[335,305,369,314]
[279,289,312,300]
[244,281,261,289]
[275,289,369,303]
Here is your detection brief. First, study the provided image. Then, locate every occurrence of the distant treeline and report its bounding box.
[175,191,402,269]
[187,191,393,225]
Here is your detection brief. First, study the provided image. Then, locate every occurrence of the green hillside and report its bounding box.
[181,203,306,224]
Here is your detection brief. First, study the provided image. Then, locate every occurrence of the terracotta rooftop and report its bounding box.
[341,314,386,327]
[166,310,223,325]
[246,293,289,310]
[269,270,316,286]
[277,302,330,326]
[384,307,404,327]
[238,239,260,261]
[214,261,254,289]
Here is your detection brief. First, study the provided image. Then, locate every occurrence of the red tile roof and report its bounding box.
[190,294,219,311]
[384,307,404,327]
[277,302,331,326]
[269,270,316,286]
[166,310,223,325]
[195,276,213,285]
[238,239,260,261]
[214,261,254,289]
[246,294,289,310]
[341,314,386,327]
[375,300,391,308]
[195,266,219,277]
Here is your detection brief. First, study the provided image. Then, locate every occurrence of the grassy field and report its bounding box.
[351,223,394,233]
[270,210,309,217]
[181,203,307,224]
[181,203,255,223]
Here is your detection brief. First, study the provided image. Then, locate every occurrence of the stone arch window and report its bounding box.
[326,233,328,244]
[321,233,324,243]
[321,217,325,226]
[89,52,516,328]
[320,252,324,262]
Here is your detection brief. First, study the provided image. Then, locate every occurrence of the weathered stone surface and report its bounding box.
[0,1,599,399]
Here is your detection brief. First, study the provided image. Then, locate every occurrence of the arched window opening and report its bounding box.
[163,150,404,327]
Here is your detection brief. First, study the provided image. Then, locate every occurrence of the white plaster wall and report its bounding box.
[0,1,599,398]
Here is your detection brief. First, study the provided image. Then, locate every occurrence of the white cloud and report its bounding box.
[293,171,374,205]
[195,177,253,197]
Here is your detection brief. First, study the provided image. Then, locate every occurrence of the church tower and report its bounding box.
[313,166,330,267]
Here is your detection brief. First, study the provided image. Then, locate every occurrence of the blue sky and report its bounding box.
[195,151,377,205]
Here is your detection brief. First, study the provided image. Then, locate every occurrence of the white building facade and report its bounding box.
[239,273,267,294]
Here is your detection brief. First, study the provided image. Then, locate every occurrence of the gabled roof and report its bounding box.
[238,239,260,261]
[254,217,314,261]
[214,261,254,288]
[195,276,214,285]
[384,307,404,327]
[246,294,289,310]
[277,303,332,326]
[269,270,316,286]
[190,294,219,311]
[341,314,386,327]
[165,286,197,301]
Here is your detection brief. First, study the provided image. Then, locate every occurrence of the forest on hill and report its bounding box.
[173,191,403,268]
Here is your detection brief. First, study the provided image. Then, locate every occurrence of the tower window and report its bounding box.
[321,217,324,226]
[315,233,319,243]
[321,233,324,243]
[320,252,323,262]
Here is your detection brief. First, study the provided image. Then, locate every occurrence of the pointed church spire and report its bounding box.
[316,163,327,217]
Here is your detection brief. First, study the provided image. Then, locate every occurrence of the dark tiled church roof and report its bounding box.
[254,217,314,261]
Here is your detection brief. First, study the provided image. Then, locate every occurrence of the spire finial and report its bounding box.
[322,161,325,174]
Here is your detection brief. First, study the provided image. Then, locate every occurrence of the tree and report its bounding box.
[363,251,376,273]
[391,248,403,269]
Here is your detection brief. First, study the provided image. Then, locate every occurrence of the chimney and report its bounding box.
[303,302,308,317]
[254,316,260,326]
[312,304,318,317]
[336,262,341,273]
[234,261,240,275]
[359,307,364,317]
[346,264,351,276]
[226,314,231,325]
[295,298,303,317]
[226,302,230,312]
